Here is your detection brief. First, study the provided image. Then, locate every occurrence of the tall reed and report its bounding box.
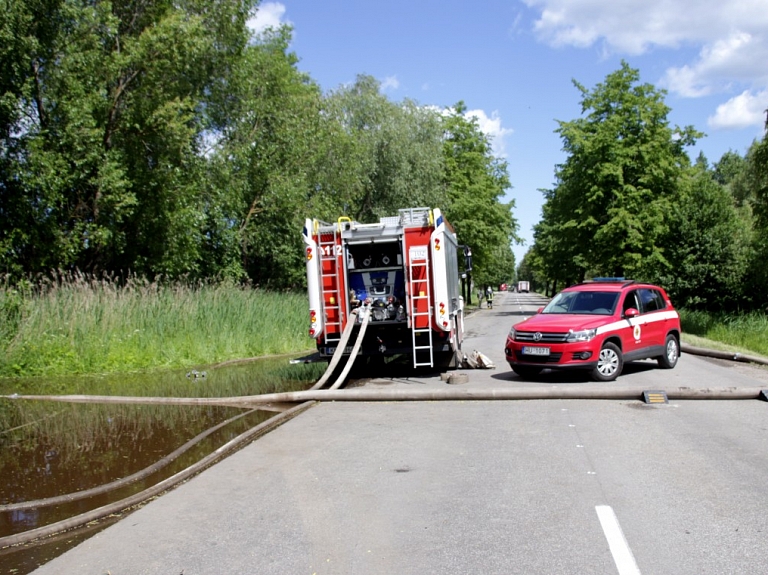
[0,274,314,377]
[679,309,768,357]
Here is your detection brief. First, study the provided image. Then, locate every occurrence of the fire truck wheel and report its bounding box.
[435,351,456,370]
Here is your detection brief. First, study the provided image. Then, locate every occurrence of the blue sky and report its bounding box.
[250,0,768,265]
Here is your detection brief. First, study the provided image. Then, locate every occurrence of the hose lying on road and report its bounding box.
[224,385,768,404]
[4,385,767,409]
[0,402,315,549]
[681,344,768,366]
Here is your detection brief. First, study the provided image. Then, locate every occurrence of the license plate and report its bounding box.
[522,346,550,356]
[325,346,362,355]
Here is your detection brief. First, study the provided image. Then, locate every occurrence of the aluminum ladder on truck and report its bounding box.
[409,247,433,368]
[318,224,344,346]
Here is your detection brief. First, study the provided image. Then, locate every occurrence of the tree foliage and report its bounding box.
[739,136,768,309]
[538,62,700,281]
[323,75,447,221]
[654,163,751,309]
[1,0,257,277]
[202,26,333,286]
[522,62,768,312]
[441,103,519,287]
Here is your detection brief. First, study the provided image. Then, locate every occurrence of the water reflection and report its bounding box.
[0,356,324,574]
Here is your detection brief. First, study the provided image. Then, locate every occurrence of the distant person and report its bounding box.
[485,286,493,308]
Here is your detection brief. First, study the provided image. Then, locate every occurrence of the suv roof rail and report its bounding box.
[579,277,636,287]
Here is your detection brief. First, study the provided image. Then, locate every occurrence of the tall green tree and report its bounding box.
[740,134,768,309]
[441,103,519,287]
[323,75,447,222]
[653,162,750,309]
[0,0,257,278]
[713,150,750,206]
[202,25,337,286]
[538,62,700,281]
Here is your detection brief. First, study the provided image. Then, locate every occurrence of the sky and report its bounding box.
[248,0,768,266]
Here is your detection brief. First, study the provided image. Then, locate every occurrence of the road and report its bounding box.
[31,291,768,574]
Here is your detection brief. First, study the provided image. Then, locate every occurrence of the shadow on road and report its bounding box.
[490,360,663,385]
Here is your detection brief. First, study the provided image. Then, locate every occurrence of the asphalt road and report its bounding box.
[31,291,768,574]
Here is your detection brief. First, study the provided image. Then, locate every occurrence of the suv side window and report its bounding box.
[639,288,666,313]
[622,290,640,315]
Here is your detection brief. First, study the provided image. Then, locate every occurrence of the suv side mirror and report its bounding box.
[624,308,639,318]
[537,307,544,314]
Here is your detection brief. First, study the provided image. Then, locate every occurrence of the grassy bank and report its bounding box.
[679,309,768,358]
[0,275,313,378]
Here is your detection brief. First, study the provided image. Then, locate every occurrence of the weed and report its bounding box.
[0,274,314,377]
[679,309,768,357]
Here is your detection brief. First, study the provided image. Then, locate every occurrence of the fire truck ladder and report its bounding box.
[318,225,344,345]
[409,252,434,368]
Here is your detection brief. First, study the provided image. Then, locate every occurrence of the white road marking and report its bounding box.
[596,505,642,575]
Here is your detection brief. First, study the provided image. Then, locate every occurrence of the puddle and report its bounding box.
[0,357,324,574]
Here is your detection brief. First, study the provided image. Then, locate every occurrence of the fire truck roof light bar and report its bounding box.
[351,223,386,230]
[346,238,400,245]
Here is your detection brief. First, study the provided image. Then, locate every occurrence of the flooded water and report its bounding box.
[0,357,324,574]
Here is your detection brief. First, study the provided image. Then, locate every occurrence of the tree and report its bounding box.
[537,62,700,281]
[654,163,750,309]
[202,25,334,286]
[739,135,768,309]
[441,103,519,287]
[323,75,447,222]
[0,0,259,279]
[712,150,749,205]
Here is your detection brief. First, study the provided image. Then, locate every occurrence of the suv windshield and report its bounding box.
[542,291,619,315]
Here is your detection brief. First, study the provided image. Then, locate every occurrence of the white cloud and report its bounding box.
[662,31,768,97]
[381,76,400,91]
[708,90,768,130]
[523,0,768,54]
[523,0,768,129]
[465,109,514,158]
[247,2,288,36]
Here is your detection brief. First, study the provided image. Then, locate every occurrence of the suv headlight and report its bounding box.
[566,328,597,342]
[508,327,517,339]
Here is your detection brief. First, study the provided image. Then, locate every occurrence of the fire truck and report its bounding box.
[303,207,465,369]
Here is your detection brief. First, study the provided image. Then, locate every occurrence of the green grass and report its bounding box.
[0,274,315,378]
[679,309,768,359]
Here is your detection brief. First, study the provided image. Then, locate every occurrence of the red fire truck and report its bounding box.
[303,207,465,369]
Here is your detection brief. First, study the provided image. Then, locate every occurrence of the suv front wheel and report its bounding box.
[591,342,623,382]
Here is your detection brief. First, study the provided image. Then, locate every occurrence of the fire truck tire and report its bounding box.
[435,351,457,370]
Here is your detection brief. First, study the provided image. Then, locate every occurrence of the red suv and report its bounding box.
[504,279,681,381]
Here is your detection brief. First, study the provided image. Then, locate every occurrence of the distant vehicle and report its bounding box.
[500,283,507,292]
[517,281,530,293]
[504,279,681,382]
